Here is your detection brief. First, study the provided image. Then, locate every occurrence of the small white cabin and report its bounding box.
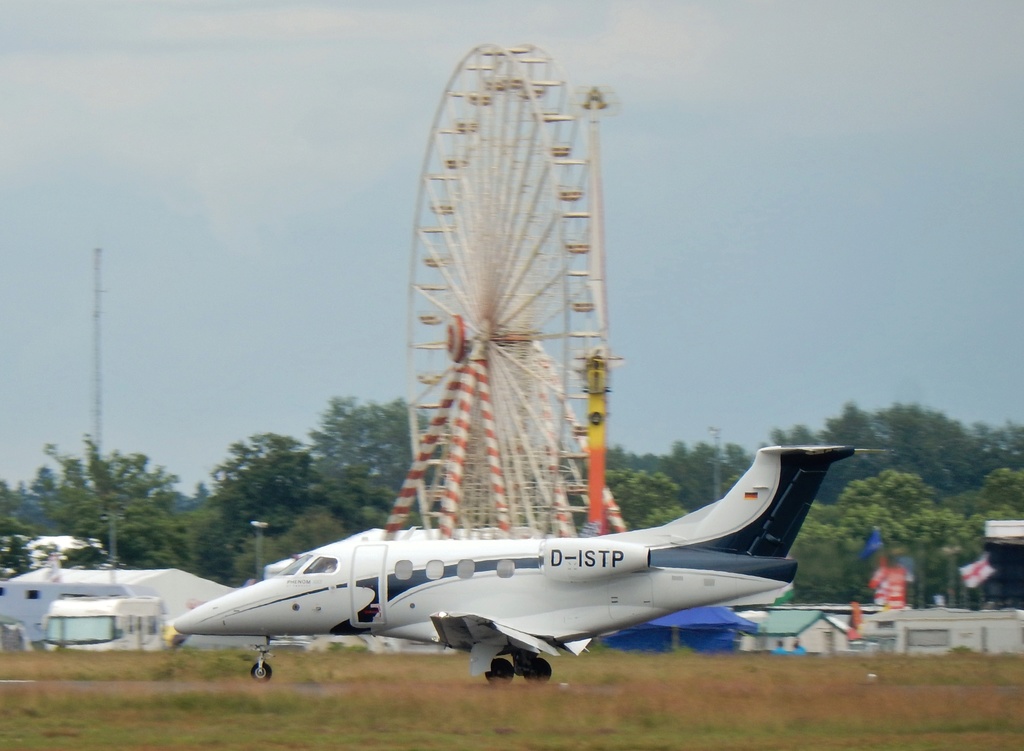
[43,596,165,651]
[740,608,854,654]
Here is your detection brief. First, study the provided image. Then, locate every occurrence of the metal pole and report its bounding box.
[942,545,960,608]
[93,248,117,584]
[709,427,722,500]
[93,248,103,452]
[109,506,117,585]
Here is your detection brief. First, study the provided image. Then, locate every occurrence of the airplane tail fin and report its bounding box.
[701,446,854,557]
[607,446,854,557]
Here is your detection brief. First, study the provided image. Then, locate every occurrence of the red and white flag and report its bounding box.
[868,558,907,609]
[868,558,888,590]
[960,554,995,589]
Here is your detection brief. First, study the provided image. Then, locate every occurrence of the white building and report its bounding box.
[861,607,1024,654]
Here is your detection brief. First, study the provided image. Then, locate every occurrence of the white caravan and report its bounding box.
[174,446,855,682]
[44,596,165,651]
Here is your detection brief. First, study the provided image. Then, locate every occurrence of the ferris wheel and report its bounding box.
[385,44,624,539]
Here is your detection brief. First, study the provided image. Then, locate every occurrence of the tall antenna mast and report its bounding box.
[92,247,103,452]
[93,247,117,582]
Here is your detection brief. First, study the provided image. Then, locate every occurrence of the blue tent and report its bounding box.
[601,607,758,653]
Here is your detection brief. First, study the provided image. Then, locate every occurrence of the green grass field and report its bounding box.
[1,648,1022,750]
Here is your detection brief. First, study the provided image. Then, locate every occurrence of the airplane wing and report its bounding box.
[429,612,590,675]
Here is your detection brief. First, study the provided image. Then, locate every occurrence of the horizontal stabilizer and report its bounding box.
[563,638,591,656]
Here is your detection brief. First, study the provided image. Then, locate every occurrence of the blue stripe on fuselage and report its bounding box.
[649,548,797,582]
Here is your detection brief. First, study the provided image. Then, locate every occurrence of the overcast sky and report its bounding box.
[3,1,1022,493]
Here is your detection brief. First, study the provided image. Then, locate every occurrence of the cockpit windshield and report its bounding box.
[303,556,338,575]
[278,554,313,577]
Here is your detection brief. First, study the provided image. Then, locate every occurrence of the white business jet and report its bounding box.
[173,445,854,682]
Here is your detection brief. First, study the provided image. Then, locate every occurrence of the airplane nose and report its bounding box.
[172,606,208,635]
[170,580,282,636]
[173,595,231,634]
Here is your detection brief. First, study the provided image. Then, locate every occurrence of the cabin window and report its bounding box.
[304,556,338,575]
[426,560,445,580]
[0,587,5,596]
[457,559,475,579]
[496,560,515,579]
[395,560,414,580]
[26,590,40,600]
[279,555,313,577]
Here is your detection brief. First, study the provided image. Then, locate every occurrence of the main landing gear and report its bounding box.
[250,641,273,682]
[484,649,552,684]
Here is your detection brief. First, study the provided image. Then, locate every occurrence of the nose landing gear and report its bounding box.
[250,641,273,682]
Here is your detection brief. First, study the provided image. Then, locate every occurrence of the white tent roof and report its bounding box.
[11,568,232,619]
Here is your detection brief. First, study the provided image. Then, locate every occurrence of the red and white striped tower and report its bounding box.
[384,366,466,536]
[437,363,478,537]
[472,358,511,536]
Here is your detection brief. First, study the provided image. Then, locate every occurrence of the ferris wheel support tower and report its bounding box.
[580,86,617,535]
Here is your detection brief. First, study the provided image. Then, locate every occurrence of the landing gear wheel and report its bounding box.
[523,657,552,682]
[251,641,273,681]
[484,657,514,684]
[511,649,553,683]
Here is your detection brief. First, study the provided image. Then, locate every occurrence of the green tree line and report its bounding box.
[3,400,1024,605]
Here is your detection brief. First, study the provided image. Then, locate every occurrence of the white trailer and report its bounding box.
[43,596,165,651]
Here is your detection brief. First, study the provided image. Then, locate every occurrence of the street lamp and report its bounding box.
[251,521,269,582]
[100,501,121,584]
[942,545,961,608]
[709,427,722,500]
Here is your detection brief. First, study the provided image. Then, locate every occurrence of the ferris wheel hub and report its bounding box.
[446,315,468,363]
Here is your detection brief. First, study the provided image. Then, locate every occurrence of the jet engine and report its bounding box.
[540,539,649,583]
